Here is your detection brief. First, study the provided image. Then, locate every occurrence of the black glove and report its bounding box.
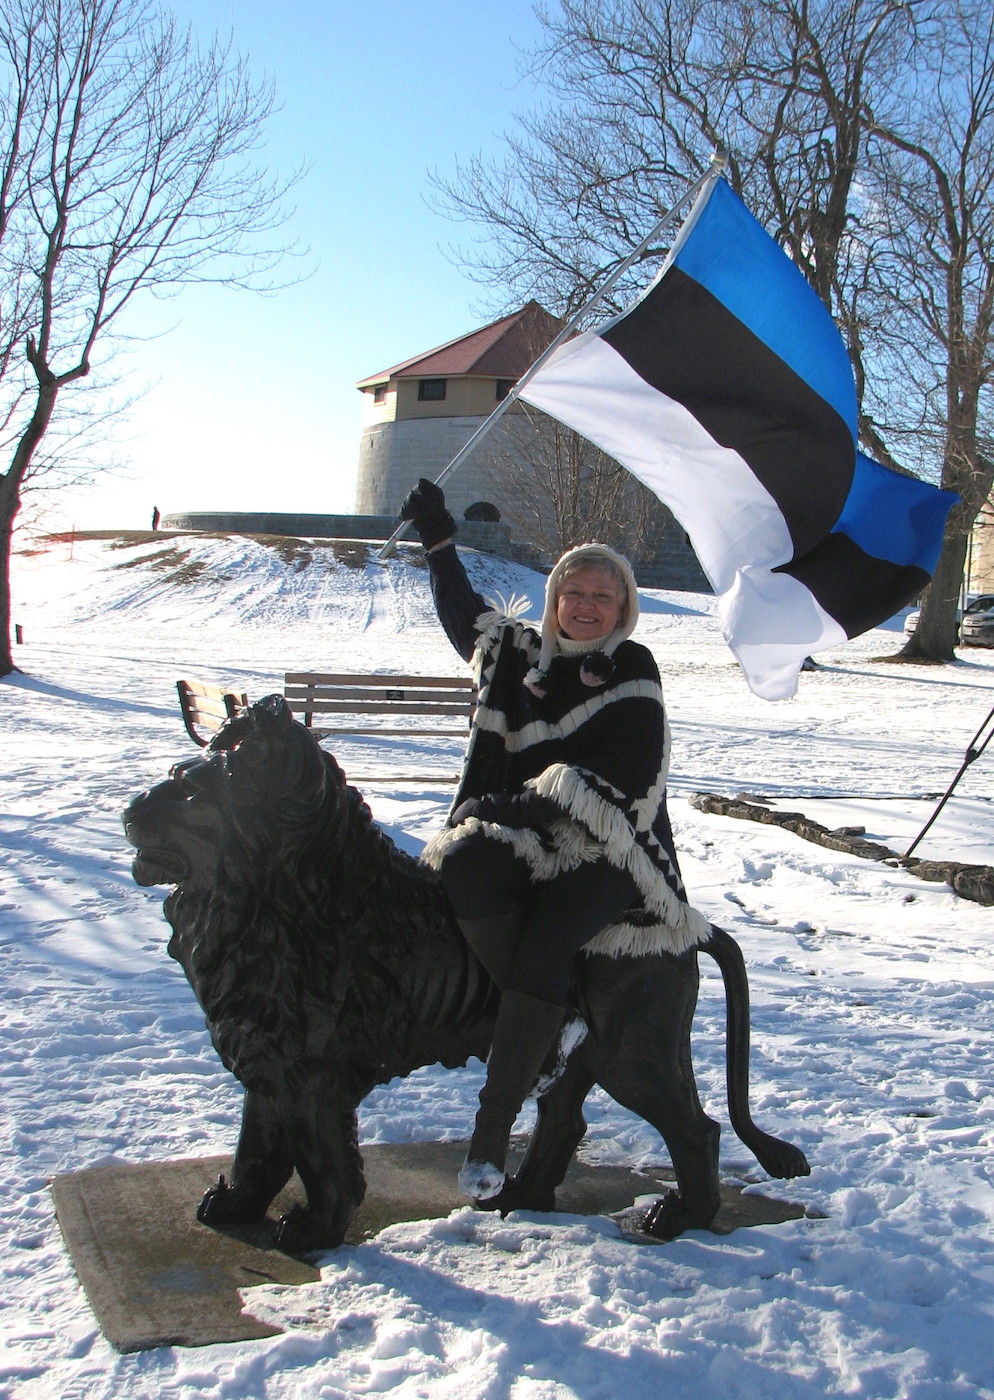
[399,477,457,551]
[451,791,564,828]
[450,797,483,826]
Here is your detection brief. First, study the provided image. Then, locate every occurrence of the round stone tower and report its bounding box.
[354,301,561,521]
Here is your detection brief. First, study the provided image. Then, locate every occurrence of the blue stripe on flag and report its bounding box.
[674,180,858,442]
[834,453,956,572]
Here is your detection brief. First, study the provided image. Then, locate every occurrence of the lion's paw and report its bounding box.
[749,1133,812,1180]
[275,1204,347,1254]
[197,1174,267,1226]
[482,1175,556,1216]
[641,1190,718,1241]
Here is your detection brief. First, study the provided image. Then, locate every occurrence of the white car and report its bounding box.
[903,593,994,639]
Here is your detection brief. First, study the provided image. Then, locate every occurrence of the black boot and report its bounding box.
[457,911,521,990]
[458,989,565,1202]
[459,915,587,1098]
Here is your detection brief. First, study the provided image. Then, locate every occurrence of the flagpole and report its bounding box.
[377,147,729,560]
[903,699,994,858]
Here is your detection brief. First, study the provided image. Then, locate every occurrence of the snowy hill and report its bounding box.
[11,528,549,631]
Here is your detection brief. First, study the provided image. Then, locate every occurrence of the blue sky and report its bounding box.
[55,0,547,530]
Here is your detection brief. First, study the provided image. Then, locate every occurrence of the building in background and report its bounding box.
[167,305,708,588]
[354,301,559,525]
[968,496,994,593]
[354,302,707,588]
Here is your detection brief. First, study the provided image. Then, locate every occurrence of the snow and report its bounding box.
[3,529,994,1399]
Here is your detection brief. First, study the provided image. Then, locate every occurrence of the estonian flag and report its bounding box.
[519,176,957,700]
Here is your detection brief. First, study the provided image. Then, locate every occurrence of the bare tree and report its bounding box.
[0,0,298,676]
[435,0,994,659]
[865,3,994,660]
[480,411,656,560]
[434,0,925,338]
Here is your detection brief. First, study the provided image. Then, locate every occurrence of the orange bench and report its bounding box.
[176,678,249,747]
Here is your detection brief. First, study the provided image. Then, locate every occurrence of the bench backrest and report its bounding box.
[282,671,475,736]
[177,678,249,747]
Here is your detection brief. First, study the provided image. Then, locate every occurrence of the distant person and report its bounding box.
[398,476,706,1206]
[151,506,160,531]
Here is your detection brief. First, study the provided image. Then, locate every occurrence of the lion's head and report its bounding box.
[122,695,450,1092]
[124,694,345,890]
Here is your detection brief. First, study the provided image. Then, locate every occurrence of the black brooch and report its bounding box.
[579,652,615,687]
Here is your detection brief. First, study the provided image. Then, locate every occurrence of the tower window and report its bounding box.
[373,384,387,404]
[495,378,515,401]
[418,378,447,401]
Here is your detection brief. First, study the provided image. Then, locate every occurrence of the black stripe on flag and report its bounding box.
[777,533,929,637]
[602,268,855,560]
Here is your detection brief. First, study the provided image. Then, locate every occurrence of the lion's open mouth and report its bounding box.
[130,848,187,887]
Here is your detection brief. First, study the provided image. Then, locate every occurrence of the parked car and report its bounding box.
[903,593,994,639]
[960,600,994,646]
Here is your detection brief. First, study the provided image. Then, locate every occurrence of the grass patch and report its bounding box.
[107,533,160,549]
[35,528,376,577]
[250,535,372,571]
[167,560,209,586]
[331,541,370,569]
[111,545,191,572]
[250,535,316,571]
[110,544,208,587]
[41,529,177,546]
[35,529,232,549]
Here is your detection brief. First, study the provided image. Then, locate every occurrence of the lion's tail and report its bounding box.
[701,924,811,1180]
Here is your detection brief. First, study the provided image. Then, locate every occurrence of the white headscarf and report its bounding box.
[524,543,640,696]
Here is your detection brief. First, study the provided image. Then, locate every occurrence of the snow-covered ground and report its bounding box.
[2,529,993,1400]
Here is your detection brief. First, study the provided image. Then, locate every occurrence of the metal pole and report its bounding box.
[378,148,729,561]
[904,699,994,858]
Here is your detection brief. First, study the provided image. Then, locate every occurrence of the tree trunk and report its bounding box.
[0,471,20,676]
[893,527,968,662]
[0,373,60,675]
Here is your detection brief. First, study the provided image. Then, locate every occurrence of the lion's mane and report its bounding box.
[163,696,467,1100]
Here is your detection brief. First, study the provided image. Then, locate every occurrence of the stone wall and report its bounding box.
[159,510,514,556]
[160,510,710,592]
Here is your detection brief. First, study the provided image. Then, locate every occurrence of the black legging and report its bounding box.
[440,830,640,1005]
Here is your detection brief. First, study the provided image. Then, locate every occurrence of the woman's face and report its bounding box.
[556,565,625,643]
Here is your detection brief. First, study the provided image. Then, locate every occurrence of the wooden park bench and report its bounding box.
[282,671,475,782]
[176,678,249,747]
[282,671,475,738]
[176,672,473,781]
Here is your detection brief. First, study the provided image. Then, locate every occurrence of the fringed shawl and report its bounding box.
[421,602,710,959]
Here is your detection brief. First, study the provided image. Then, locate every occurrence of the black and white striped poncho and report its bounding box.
[420,546,710,959]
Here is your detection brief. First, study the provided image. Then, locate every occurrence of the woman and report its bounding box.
[399,479,708,1204]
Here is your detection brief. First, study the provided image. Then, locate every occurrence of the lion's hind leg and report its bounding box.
[198,1088,294,1227]
[597,1058,722,1240]
[586,951,723,1240]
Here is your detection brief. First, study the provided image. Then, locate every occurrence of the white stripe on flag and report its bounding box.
[719,569,846,701]
[520,332,794,594]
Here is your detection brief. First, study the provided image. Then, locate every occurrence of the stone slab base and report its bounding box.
[51,1144,807,1352]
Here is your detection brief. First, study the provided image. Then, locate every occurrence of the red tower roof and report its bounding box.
[356,300,562,388]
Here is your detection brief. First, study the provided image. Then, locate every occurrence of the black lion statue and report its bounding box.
[123,695,809,1251]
